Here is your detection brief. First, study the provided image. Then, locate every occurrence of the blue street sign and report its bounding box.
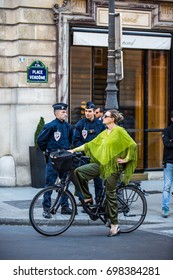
[27,61,48,83]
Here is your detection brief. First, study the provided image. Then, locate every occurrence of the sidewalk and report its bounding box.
[0,180,172,226]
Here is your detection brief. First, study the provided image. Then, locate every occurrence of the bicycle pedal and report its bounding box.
[105,220,111,227]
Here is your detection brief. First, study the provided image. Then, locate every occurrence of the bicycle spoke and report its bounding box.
[117,185,147,233]
[29,186,76,236]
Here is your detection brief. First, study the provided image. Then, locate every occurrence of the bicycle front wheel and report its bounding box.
[29,186,76,236]
[117,185,147,233]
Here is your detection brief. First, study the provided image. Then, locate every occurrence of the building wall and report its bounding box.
[0,0,61,186]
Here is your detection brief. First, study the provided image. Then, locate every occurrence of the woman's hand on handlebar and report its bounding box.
[67,149,74,153]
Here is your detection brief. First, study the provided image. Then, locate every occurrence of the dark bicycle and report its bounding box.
[29,151,147,236]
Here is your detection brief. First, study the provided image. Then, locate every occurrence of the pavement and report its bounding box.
[0,180,173,231]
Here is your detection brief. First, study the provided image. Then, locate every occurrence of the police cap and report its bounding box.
[52,103,68,111]
[86,101,95,109]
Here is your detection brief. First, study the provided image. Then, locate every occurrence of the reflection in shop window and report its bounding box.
[94,48,103,66]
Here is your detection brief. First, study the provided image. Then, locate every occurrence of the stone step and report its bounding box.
[131,173,148,181]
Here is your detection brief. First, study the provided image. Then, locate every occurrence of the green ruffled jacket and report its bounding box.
[73,125,138,184]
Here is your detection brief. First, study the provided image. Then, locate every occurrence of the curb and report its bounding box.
[0,216,103,226]
[0,217,164,226]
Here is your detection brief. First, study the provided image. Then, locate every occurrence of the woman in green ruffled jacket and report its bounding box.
[68,109,137,237]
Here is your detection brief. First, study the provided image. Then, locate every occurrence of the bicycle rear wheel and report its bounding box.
[117,185,147,233]
[29,186,76,236]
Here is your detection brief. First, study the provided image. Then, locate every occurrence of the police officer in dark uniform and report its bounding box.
[37,103,73,218]
[73,101,106,204]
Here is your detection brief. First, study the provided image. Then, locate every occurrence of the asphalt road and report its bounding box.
[0,225,172,260]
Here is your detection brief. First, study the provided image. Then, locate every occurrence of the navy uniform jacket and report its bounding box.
[37,118,73,152]
[162,123,173,164]
[73,117,106,147]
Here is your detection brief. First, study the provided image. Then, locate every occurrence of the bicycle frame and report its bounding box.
[58,169,102,221]
[58,168,146,224]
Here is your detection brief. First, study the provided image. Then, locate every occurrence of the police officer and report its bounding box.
[95,107,104,121]
[37,103,73,218]
[73,101,106,204]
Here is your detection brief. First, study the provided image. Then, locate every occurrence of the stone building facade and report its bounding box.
[0,0,58,186]
[0,0,173,186]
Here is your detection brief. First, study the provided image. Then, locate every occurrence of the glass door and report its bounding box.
[70,46,92,125]
[147,50,168,169]
[119,49,168,170]
[119,50,145,169]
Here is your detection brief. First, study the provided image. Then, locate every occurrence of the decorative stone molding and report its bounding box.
[159,3,173,22]
[97,7,152,29]
[95,1,173,29]
[53,0,87,23]
[52,1,93,104]
[53,0,71,16]
[52,0,173,105]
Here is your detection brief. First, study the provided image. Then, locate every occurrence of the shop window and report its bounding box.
[70,46,168,171]
[94,48,103,66]
[119,50,145,169]
[93,48,107,107]
[70,46,92,125]
[147,50,168,168]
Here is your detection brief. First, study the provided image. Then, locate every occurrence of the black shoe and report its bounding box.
[61,206,73,215]
[61,207,78,215]
[42,209,52,219]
